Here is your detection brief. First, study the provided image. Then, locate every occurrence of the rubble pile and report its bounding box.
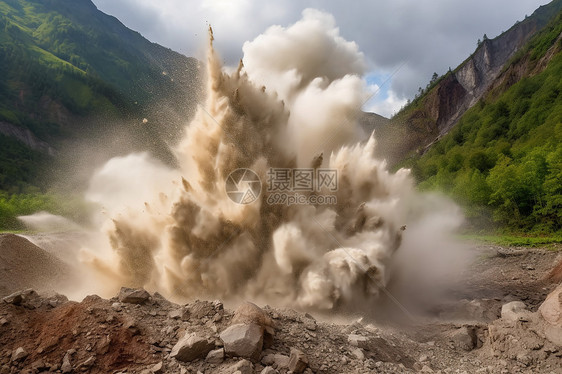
[1,282,562,373]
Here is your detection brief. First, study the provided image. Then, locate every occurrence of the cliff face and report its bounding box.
[442,19,539,134]
[373,0,562,164]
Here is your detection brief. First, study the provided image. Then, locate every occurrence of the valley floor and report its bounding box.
[0,234,561,373]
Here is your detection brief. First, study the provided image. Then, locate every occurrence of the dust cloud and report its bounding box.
[73,10,467,314]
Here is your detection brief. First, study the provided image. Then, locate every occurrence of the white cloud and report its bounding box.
[364,85,407,118]
[91,0,551,100]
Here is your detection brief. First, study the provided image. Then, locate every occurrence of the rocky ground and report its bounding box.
[1,234,562,374]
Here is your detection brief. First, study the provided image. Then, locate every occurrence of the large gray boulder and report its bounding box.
[170,332,215,362]
[220,323,264,362]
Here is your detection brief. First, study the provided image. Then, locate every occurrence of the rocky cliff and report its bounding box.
[374,0,562,164]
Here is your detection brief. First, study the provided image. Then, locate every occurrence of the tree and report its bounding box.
[430,72,439,85]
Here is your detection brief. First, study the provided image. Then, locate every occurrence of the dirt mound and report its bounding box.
[0,234,76,297]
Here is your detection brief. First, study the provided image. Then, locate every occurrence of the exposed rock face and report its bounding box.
[0,121,55,155]
[368,4,560,165]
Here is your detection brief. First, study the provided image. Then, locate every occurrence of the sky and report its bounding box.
[91,0,550,118]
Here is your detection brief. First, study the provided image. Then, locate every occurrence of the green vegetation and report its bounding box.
[0,190,93,229]
[458,234,562,248]
[0,0,201,229]
[403,13,562,235]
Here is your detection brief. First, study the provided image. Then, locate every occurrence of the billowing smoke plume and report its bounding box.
[82,10,464,313]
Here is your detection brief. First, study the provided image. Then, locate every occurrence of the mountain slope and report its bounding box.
[375,0,562,165]
[0,0,202,191]
[403,11,562,233]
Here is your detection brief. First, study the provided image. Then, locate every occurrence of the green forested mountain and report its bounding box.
[0,0,201,192]
[401,11,562,234]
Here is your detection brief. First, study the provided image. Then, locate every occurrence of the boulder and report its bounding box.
[501,301,531,322]
[118,287,151,304]
[170,332,214,362]
[288,348,308,374]
[3,289,41,308]
[232,301,275,347]
[220,323,264,362]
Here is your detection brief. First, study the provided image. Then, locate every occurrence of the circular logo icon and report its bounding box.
[225,168,261,204]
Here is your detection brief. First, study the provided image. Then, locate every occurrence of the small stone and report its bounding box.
[11,347,28,362]
[229,359,254,374]
[151,361,164,374]
[111,302,122,311]
[82,356,95,367]
[206,348,224,364]
[351,348,364,360]
[421,365,434,373]
[31,358,46,371]
[501,301,530,322]
[188,301,215,319]
[288,348,308,374]
[347,334,370,349]
[61,352,73,373]
[118,287,151,304]
[260,367,278,374]
[419,354,429,362]
[447,326,476,351]
[170,332,214,362]
[0,318,8,326]
[261,353,289,368]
